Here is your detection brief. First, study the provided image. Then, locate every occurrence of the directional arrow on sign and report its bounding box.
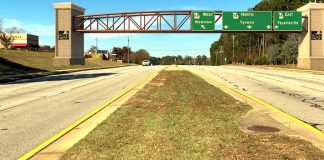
[224,25,229,29]
[266,25,271,30]
[275,25,279,29]
[247,25,252,29]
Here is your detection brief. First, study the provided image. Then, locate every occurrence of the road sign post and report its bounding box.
[191,11,215,31]
[223,11,272,31]
[273,11,302,31]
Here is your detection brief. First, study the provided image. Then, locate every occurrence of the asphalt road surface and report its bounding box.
[182,65,324,131]
[0,66,165,160]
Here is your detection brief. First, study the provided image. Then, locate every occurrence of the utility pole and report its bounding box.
[127,36,130,64]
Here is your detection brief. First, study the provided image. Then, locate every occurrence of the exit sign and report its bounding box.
[273,11,302,31]
[191,11,215,31]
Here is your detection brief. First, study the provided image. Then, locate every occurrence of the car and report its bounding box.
[142,60,151,66]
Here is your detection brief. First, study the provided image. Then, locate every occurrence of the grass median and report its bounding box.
[61,70,324,159]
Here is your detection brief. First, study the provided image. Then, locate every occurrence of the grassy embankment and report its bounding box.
[61,70,324,159]
[0,50,128,76]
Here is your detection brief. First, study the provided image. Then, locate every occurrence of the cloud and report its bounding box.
[2,18,54,36]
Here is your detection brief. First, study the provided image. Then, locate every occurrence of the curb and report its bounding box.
[229,65,324,75]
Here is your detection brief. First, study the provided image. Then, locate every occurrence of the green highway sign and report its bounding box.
[223,11,272,31]
[191,11,215,31]
[274,11,302,31]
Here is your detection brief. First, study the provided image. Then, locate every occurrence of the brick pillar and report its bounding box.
[53,2,85,66]
[298,3,324,69]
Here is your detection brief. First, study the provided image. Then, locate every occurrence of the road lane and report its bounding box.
[0,66,140,111]
[0,65,165,160]
[182,65,324,131]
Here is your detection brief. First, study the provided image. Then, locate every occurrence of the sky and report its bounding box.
[0,0,261,57]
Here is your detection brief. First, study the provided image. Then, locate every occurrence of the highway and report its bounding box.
[0,66,165,160]
[182,65,324,132]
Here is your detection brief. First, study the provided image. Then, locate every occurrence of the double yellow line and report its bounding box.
[192,70,324,137]
[18,68,163,160]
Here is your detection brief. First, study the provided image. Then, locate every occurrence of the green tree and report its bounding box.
[213,0,309,66]
[202,55,207,65]
[281,34,299,64]
[267,44,281,65]
[121,46,132,63]
[161,55,177,65]
[176,55,183,65]
[196,55,202,65]
[210,41,221,65]
[149,57,161,65]
[184,55,193,65]
[132,49,150,64]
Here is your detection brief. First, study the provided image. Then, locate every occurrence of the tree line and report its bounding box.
[88,45,209,65]
[88,46,152,64]
[160,55,208,65]
[210,0,311,66]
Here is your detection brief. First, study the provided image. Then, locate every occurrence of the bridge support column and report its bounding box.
[298,3,324,69]
[53,2,85,66]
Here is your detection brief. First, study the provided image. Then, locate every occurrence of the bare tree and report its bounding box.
[5,26,25,34]
[0,34,13,49]
[88,45,97,53]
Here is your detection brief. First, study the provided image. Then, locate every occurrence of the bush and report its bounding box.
[244,57,252,65]
[9,46,16,50]
[255,56,268,65]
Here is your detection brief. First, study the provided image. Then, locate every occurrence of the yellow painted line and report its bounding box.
[193,70,324,137]
[18,68,164,160]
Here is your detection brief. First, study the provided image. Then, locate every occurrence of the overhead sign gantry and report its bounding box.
[73,10,306,33]
[54,2,324,70]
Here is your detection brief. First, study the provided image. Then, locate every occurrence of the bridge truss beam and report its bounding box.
[74,11,308,33]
